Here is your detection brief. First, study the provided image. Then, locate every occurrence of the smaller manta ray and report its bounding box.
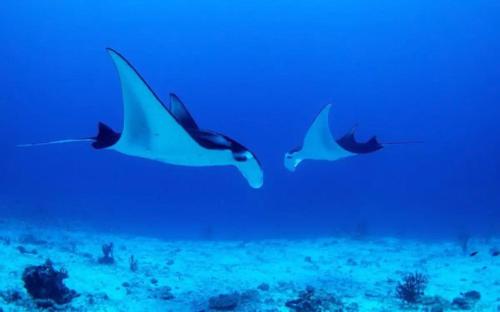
[284,104,383,171]
[19,48,263,189]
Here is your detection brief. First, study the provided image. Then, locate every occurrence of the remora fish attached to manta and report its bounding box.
[284,104,383,171]
[19,48,264,189]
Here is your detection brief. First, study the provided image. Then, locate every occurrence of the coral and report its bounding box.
[257,283,270,291]
[452,297,470,309]
[462,290,480,301]
[98,242,114,264]
[22,259,78,307]
[240,289,259,303]
[129,255,138,272]
[420,296,449,311]
[17,246,38,255]
[285,286,343,312]
[208,292,240,311]
[395,272,428,304]
[431,305,444,312]
[0,289,22,303]
[451,290,481,310]
[86,293,109,305]
[19,234,48,246]
[150,286,174,301]
[345,303,359,312]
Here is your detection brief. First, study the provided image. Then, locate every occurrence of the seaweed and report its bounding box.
[129,255,138,272]
[98,242,114,264]
[457,230,470,255]
[395,272,428,304]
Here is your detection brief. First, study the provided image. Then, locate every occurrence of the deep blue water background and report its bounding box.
[1,0,499,239]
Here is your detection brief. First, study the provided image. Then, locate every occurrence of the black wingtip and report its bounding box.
[105,48,125,59]
[92,122,120,149]
[105,48,121,59]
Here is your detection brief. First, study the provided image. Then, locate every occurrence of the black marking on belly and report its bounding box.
[336,132,383,154]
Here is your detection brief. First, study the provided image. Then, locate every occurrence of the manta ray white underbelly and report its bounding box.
[284,104,383,171]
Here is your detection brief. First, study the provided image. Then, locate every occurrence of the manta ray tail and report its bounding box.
[17,122,120,149]
[381,140,424,145]
[16,138,95,147]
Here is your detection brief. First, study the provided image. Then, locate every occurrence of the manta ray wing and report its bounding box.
[106,48,203,158]
[284,104,354,171]
[302,104,352,158]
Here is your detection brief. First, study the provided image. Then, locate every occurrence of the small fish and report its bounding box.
[469,251,479,257]
[491,250,500,257]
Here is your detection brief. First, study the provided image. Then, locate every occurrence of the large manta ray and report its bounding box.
[284,104,383,171]
[20,48,264,188]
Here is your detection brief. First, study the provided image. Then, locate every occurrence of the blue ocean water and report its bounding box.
[1,0,499,240]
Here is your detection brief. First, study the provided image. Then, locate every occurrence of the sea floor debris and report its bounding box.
[22,259,79,308]
[0,219,498,311]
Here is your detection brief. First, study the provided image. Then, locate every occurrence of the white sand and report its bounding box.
[0,219,498,311]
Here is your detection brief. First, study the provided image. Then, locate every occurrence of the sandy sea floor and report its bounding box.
[0,219,499,311]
